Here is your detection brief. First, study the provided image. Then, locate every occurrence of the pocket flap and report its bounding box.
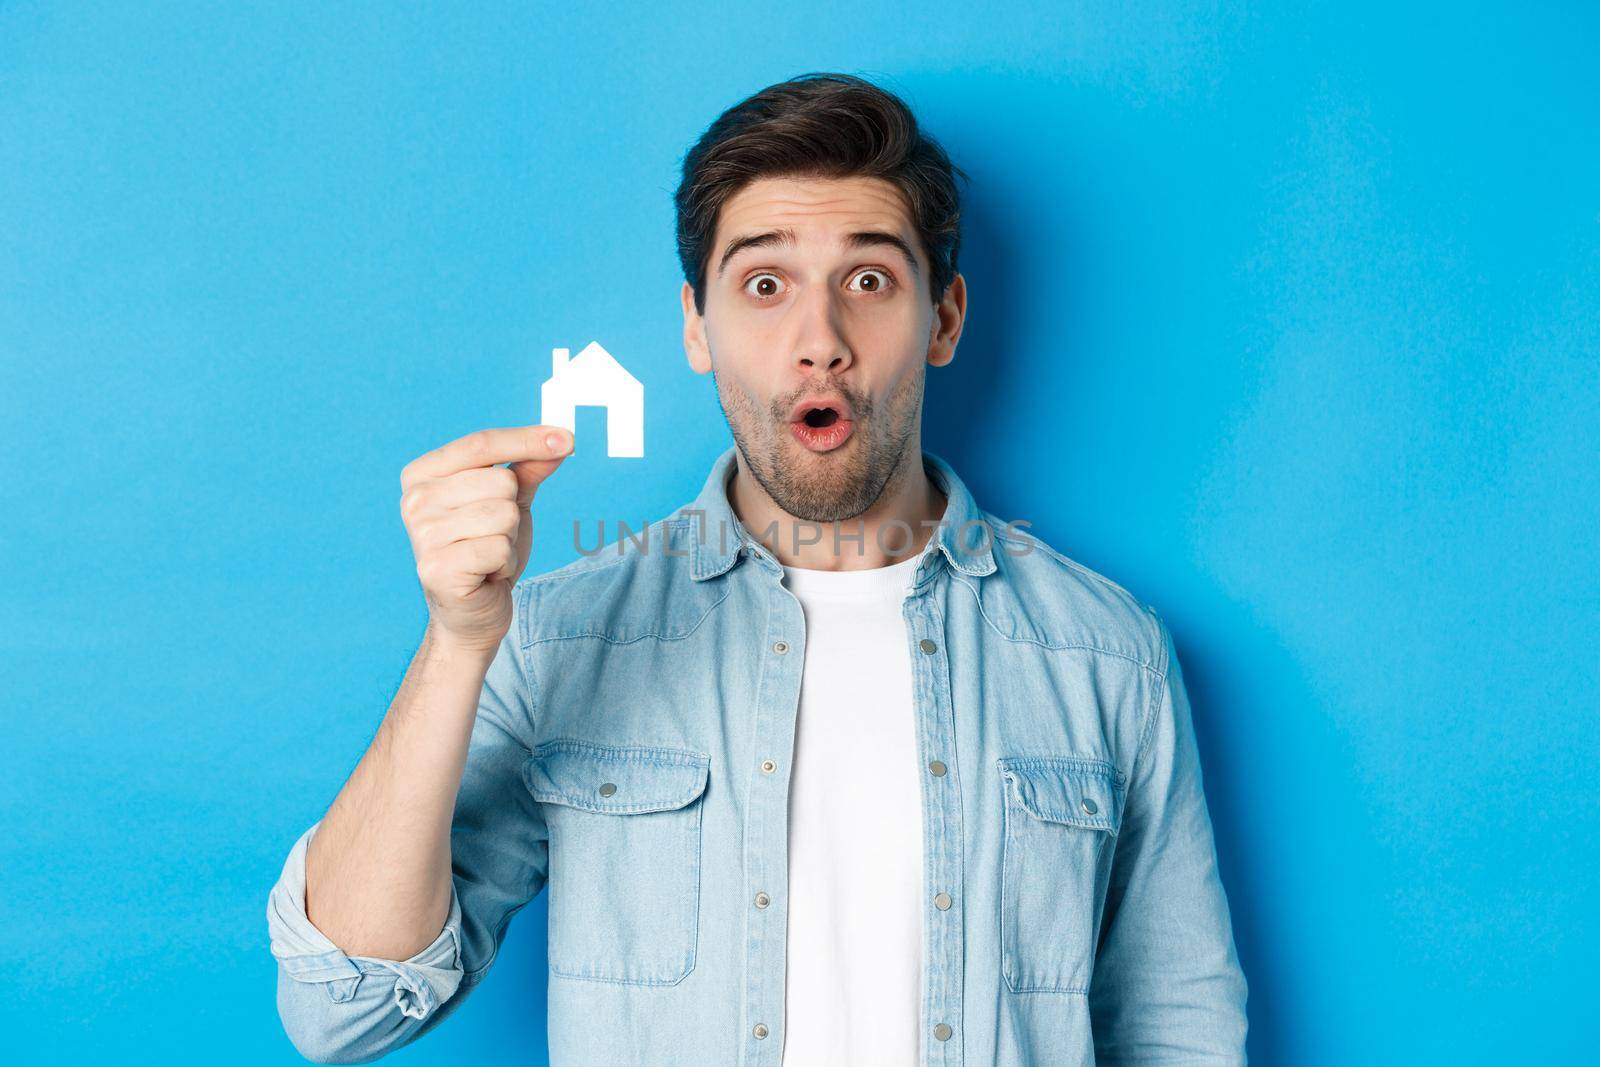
[998,757,1124,834]
[525,740,710,815]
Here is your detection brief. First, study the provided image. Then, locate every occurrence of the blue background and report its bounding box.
[2,2,1595,1063]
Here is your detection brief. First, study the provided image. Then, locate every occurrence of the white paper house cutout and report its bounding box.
[539,341,644,458]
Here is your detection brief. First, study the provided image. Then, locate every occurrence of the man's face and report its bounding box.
[682,175,963,524]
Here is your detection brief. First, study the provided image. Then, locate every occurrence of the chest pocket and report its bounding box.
[524,740,710,986]
[997,756,1125,994]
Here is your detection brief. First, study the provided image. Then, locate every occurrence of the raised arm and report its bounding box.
[264,426,571,1063]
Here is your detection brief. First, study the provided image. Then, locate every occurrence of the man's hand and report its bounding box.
[399,424,573,655]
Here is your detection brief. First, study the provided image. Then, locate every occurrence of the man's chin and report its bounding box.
[773,468,878,525]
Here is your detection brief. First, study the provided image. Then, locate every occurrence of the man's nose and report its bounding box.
[790,284,853,373]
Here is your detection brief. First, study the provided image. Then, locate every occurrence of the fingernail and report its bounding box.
[546,431,567,452]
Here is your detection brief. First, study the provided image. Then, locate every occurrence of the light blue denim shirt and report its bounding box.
[266,444,1248,1065]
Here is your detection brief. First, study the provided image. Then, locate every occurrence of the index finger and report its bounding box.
[402,425,573,487]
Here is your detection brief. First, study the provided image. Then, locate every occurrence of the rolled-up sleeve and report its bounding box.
[267,819,468,1061]
[1089,613,1249,1063]
[266,582,550,1064]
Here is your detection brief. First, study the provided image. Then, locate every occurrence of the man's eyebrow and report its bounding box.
[717,228,795,277]
[715,228,922,279]
[843,231,922,279]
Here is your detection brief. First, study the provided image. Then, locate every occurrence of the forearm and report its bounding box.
[304,623,498,961]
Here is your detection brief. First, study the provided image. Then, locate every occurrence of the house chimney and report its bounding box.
[552,347,570,377]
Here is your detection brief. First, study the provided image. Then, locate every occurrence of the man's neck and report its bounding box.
[728,447,949,571]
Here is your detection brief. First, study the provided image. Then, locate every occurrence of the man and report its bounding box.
[266,72,1248,1065]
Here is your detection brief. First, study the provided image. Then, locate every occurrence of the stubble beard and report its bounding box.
[712,365,924,526]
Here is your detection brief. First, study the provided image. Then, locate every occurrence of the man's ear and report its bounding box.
[926,272,967,369]
[682,281,712,374]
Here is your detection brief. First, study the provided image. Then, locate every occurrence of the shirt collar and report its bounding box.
[683,444,998,583]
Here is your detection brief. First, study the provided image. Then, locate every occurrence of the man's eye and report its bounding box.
[744,273,783,299]
[849,269,894,294]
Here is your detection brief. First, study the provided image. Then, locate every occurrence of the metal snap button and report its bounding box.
[772,640,789,654]
[598,782,617,797]
[918,638,937,654]
[754,891,770,909]
[934,1023,952,1041]
[1081,797,1098,815]
[934,892,952,911]
[761,759,776,773]
[928,759,947,777]
[753,1023,769,1039]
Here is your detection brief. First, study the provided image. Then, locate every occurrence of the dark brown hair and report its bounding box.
[675,72,968,315]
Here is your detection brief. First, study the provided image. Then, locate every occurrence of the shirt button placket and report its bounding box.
[753,606,797,1057]
[915,620,958,1061]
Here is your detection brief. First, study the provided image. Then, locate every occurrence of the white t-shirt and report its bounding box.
[779,552,926,1065]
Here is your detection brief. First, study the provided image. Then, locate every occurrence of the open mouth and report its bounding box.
[789,402,855,452]
[800,406,840,428]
